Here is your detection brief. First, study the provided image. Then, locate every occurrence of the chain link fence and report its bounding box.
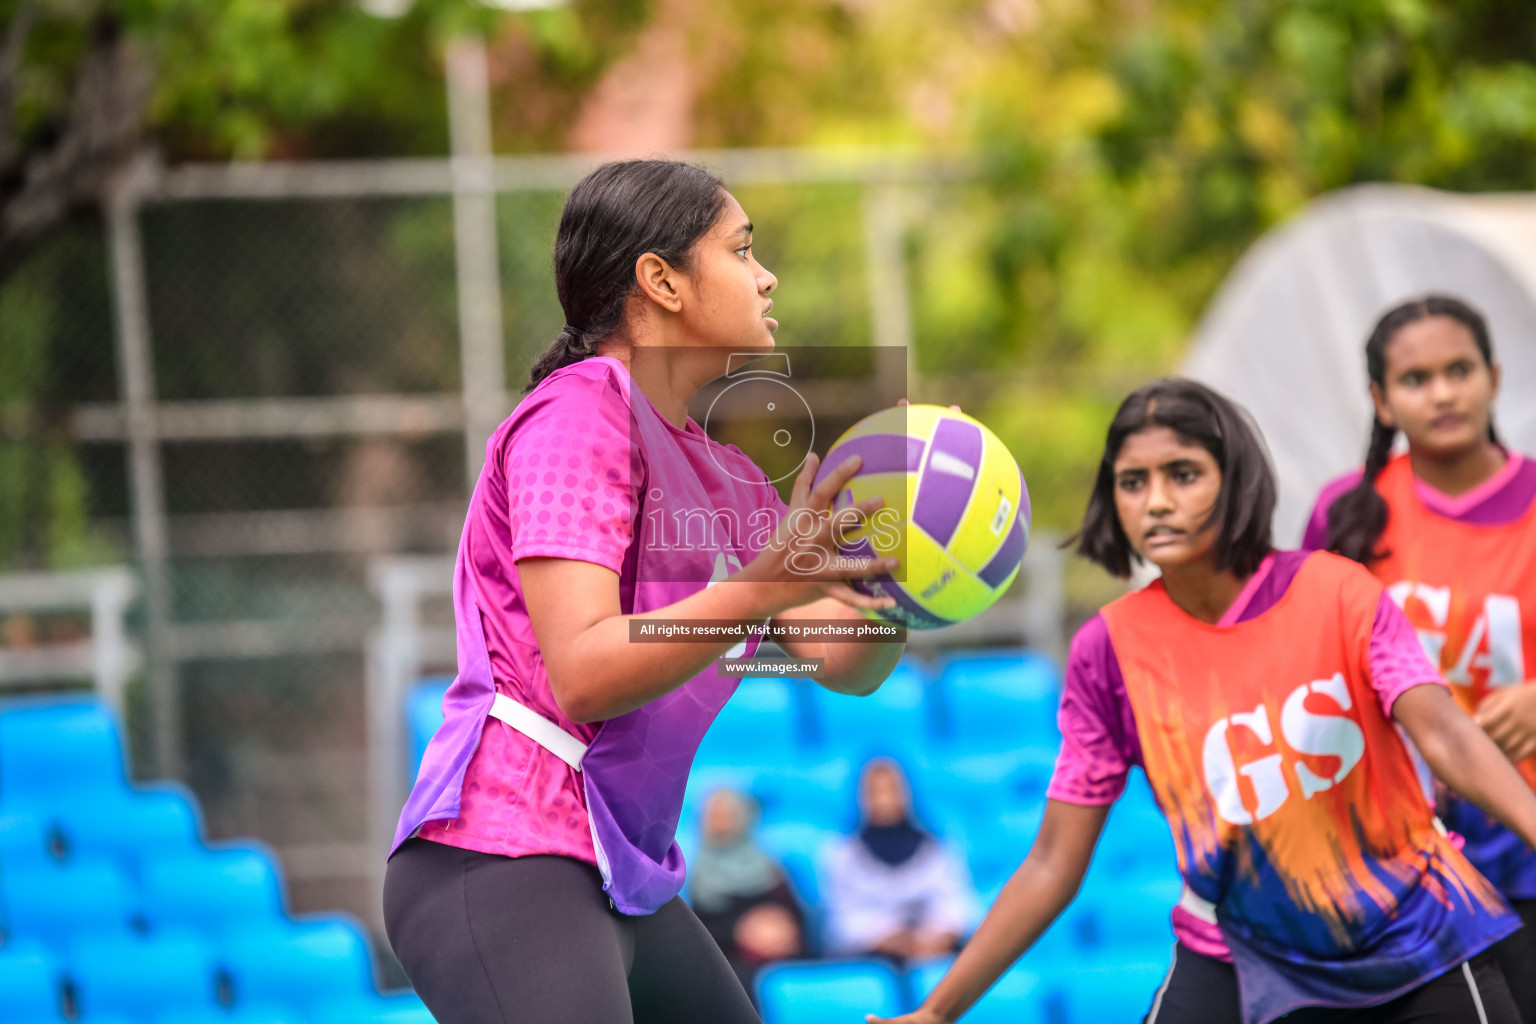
[0,149,1082,960]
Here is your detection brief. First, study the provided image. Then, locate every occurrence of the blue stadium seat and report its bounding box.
[0,805,51,862]
[1090,777,1175,880]
[221,915,375,1008]
[747,758,856,831]
[924,748,1056,797]
[683,764,763,814]
[406,677,451,782]
[1024,914,1085,968]
[910,959,1047,1024]
[936,649,1060,752]
[757,820,837,909]
[694,677,804,767]
[68,928,218,1018]
[905,750,1052,841]
[907,954,953,998]
[0,697,128,799]
[311,990,436,1024]
[0,937,61,1019]
[756,959,903,1024]
[807,659,934,756]
[157,1005,304,1024]
[1,857,135,945]
[949,805,1043,892]
[141,842,286,932]
[1073,875,1182,950]
[1049,957,1171,1022]
[52,782,202,860]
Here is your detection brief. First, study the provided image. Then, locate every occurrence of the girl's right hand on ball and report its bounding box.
[739,451,899,617]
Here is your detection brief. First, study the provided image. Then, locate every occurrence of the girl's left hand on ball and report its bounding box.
[738,451,898,616]
[1477,685,1536,763]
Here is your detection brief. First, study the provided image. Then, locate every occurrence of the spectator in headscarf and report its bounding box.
[822,757,977,962]
[690,789,806,993]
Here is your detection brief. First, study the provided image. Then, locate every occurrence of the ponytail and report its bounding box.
[525,160,727,391]
[525,324,595,393]
[1325,294,1499,564]
[1326,419,1397,564]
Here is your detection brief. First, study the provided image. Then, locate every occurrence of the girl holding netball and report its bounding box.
[872,378,1536,1024]
[384,160,905,1024]
[1305,295,1536,1020]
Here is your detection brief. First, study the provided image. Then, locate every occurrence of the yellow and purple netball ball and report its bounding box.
[812,405,1030,630]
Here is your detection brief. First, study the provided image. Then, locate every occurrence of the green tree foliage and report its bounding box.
[6,0,1536,574]
[949,0,1536,377]
[615,0,1536,524]
[0,0,486,570]
[946,0,1536,523]
[132,0,468,159]
[494,0,1536,524]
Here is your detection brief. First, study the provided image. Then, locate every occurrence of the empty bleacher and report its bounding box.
[0,696,432,1024]
[410,649,1180,1023]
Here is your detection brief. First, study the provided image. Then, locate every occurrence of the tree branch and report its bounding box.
[0,9,151,281]
[0,2,39,171]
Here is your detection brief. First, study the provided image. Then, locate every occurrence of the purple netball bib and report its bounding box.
[581,364,783,913]
[394,357,784,915]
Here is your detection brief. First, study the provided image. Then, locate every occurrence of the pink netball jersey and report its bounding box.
[393,356,787,914]
[1048,550,1516,1024]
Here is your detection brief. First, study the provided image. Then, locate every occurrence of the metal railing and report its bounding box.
[0,567,140,712]
[100,146,958,782]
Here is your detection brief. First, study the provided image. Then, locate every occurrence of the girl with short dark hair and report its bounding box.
[871,377,1536,1024]
[1305,295,1536,1020]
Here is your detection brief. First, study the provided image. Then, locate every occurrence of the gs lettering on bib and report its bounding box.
[1371,453,1536,897]
[1102,551,1513,1024]
[1202,671,1367,825]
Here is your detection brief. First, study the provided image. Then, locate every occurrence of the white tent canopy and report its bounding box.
[1182,183,1536,545]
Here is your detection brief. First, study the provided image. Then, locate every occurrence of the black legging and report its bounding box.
[384,838,762,1024]
[1143,942,1520,1024]
[1492,899,1536,1024]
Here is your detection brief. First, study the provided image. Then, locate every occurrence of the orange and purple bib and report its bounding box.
[1100,552,1514,1023]
[1308,452,1536,898]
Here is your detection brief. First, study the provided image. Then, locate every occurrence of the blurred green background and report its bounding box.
[5,0,1536,941]
[6,0,1536,568]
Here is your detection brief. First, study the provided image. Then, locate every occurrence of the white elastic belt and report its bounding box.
[489,693,588,772]
[1178,885,1218,925]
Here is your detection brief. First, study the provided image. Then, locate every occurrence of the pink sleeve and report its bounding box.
[1046,615,1141,806]
[505,373,641,573]
[1302,470,1364,551]
[1368,592,1447,718]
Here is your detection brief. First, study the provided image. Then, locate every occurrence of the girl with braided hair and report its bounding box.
[1304,295,1536,1020]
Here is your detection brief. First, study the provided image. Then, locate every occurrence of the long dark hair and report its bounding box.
[1072,378,1276,579]
[525,160,728,391]
[1325,295,1500,565]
